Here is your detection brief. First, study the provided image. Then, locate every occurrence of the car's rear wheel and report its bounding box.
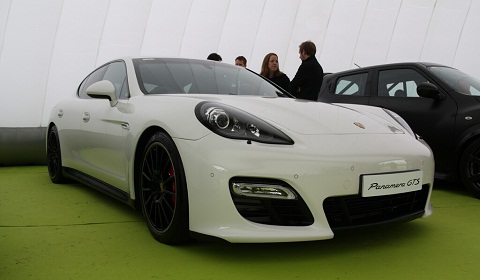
[46,125,67,183]
[460,139,480,199]
[138,132,190,244]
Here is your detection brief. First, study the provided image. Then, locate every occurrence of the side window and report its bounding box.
[334,73,368,96]
[103,61,129,99]
[77,61,129,99]
[78,66,107,99]
[458,78,480,96]
[378,69,428,98]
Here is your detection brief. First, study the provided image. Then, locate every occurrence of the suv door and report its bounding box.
[368,67,458,176]
[319,71,371,105]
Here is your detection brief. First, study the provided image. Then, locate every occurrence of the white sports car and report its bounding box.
[47,57,434,244]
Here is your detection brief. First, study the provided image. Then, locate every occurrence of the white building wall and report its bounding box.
[0,0,479,128]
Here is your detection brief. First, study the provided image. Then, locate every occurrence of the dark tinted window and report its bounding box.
[133,58,288,97]
[334,73,368,96]
[378,69,427,97]
[429,66,480,96]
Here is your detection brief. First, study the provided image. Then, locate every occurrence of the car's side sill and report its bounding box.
[64,167,131,206]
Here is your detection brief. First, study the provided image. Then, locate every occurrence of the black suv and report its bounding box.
[318,62,480,198]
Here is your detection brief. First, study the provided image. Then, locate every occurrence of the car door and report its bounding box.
[319,71,371,105]
[78,61,130,192]
[368,67,458,175]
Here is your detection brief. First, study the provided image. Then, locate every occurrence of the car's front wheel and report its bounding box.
[460,138,480,199]
[46,125,67,183]
[137,132,190,244]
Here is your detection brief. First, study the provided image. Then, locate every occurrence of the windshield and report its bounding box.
[133,58,289,97]
[429,66,480,96]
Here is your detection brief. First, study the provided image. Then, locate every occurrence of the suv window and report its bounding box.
[378,69,428,98]
[429,66,480,96]
[334,73,368,96]
[78,61,129,99]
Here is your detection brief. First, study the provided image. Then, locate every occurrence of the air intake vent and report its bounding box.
[230,177,314,226]
[323,185,429,230]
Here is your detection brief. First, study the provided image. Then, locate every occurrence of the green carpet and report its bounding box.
[1,166,479,279]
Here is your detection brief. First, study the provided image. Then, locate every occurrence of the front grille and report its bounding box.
[231,195,314,226]
[232,197,314,226]
[323,184,430,230]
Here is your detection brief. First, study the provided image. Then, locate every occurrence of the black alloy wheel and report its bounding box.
[138,132,190,244]
[46,126,67,184]
[460,139,480,199]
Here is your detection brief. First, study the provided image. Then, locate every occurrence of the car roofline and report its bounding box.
[329,62,452,75]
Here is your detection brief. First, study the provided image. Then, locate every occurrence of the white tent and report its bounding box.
[1,0,479,164]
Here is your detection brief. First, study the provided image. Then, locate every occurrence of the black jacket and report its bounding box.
[269,73,290,93]
[289,56,323,100]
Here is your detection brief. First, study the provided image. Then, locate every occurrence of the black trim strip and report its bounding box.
[64,167,131,205]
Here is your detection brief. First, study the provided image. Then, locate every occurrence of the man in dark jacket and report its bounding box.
[289,41,324,101]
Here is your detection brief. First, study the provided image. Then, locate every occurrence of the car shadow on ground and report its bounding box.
[433,179,471,197]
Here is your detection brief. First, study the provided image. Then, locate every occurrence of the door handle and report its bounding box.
[82,112,90,123]
[121,122,130,130]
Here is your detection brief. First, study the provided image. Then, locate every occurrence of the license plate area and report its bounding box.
[361,170,423,197]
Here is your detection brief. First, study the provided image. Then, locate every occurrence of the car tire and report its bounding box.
[137,132,190,244]
[46,125,67,184]
[460,139,480,199]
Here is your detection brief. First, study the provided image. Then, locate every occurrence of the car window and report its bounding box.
[78,66,107,99]
[133,58,287,97]
[378,69,428,98]
[429,66,480,96]
[103,61,129,99]
[334,73,368,96]
[78,61,129,99]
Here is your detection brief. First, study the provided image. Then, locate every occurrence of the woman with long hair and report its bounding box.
[260,53,290,92]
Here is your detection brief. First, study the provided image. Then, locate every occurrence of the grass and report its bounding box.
[1,166,479,279]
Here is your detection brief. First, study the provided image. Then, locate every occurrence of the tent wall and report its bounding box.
[1,0,478,165]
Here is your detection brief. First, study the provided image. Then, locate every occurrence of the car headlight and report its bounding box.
[195,101,294,145]
[383,108,418,138]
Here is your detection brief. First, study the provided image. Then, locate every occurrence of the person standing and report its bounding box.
[289,41,323,100]
[235,56,247,67]
[260,53,290,92]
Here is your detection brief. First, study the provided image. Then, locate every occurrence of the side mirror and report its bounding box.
[86,80,118,106]
[417,82,445,100]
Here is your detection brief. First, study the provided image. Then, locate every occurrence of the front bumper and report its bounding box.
[174,132,434,243]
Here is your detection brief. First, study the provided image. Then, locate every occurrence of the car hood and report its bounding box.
[182,95,404,135]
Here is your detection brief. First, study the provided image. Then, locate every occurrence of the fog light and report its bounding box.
[232,182,297,200]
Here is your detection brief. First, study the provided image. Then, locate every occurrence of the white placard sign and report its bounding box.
[361,170,423,197]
